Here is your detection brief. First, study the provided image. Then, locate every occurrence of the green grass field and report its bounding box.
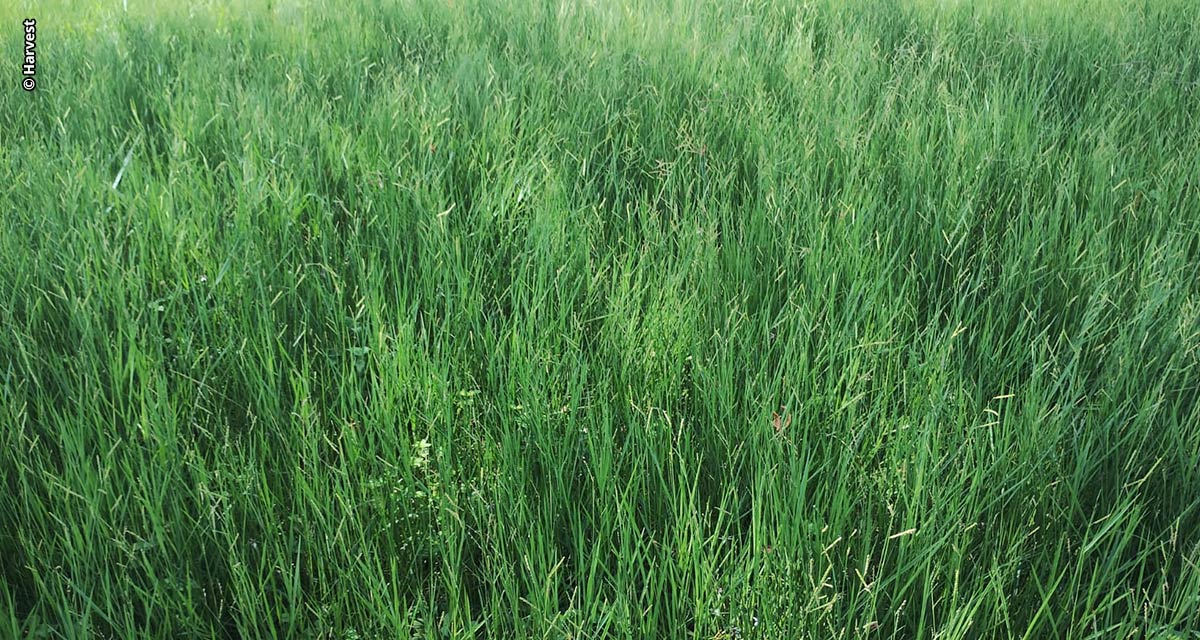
[2,0,1199,637]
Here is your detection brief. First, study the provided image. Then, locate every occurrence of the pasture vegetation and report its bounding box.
[2,0,1199,637]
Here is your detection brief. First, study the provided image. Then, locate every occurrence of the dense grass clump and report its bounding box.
[2,0,1199,637]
